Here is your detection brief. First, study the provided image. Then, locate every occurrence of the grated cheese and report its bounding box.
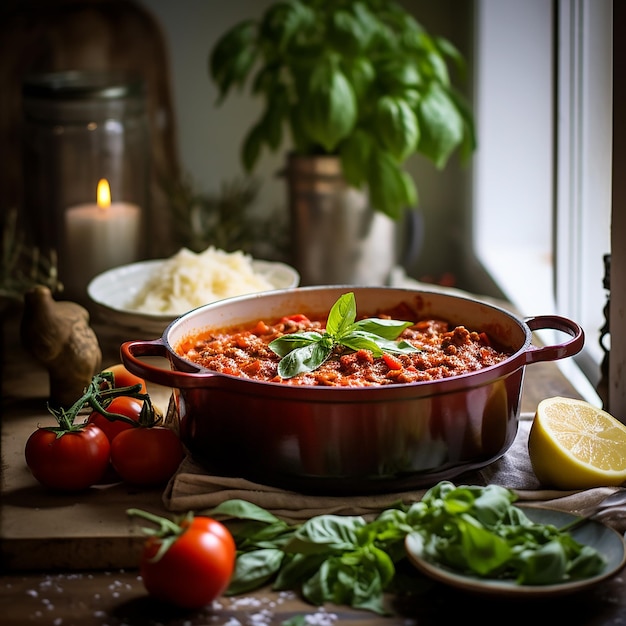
[127,246,276,315]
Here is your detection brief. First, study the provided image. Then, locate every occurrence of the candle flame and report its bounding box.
[97,179,111,209]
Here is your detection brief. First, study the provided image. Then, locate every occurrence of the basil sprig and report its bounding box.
[210,481,606,616]
[268,292,419,379]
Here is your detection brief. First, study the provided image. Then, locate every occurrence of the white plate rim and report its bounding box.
[86,257,300,334]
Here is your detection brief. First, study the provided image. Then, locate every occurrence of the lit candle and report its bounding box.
[63,179,141,297]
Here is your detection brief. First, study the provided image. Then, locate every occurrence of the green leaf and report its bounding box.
[209,20,257,100]
[416,82,465,168]
[517,541,568,585]
[367,149,411,219]
[435,35,467,77]
[376,59,423,94]
[277,341,332,378]
[340,57,375,101]
[300,61,357,152]
[241,122,265,172]
[459,519,512,576]
[226,548,286,595]
[268,331,323,357]
[286,515,364,554]
[259,1,314,53]
[328,9,368,56]
[351,317,414,341]
[339,129,373,188]
[209,498,284,524]
[274,553,328,589]
[374,96,419,161]
[262,86,290,150]
[400,170,418,208]
[326,291,357,336]
[447,87,478,163]
[336,330,386,356]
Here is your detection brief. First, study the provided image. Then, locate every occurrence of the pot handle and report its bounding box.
[120,339,220,389]
[523,315,585,364]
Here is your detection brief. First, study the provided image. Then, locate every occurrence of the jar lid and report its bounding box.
[22,71,145,100]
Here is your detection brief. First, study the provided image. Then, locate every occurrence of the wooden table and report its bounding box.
[2,304,626,626]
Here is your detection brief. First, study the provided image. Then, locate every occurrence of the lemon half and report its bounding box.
[528,396,626,489]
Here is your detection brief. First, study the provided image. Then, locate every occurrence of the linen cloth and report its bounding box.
[162,414,626,532]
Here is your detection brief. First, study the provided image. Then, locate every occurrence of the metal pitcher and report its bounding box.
[285,154,418,286]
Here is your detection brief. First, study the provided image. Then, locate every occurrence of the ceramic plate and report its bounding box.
[405,506,626,597]
[87,258,300,336]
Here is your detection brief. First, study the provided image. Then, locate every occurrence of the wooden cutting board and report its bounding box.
[0,315,174,572]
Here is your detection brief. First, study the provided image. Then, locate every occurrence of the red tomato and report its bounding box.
[102,363,147,394]
[87,396,143,443]
[110,426,184,486]
[182,516,237,558]
[382,353,403,370]
[24,424,111,491]
[139,516,236,609]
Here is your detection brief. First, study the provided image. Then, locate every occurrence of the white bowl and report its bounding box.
[88,258,300,336]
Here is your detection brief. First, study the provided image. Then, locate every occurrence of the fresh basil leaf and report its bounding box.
[209,20,257,100]
[340,334,416,359]
[459,520,512,576]
[274,552,327,590]
[209,498,284,524]
[367,148,412,219]
[339,330,388,356]
[339,129,373,188]
[277,342,332,378]
[269,331,323,357]
[517,541,568,585]
[303,554,387,615]
[326,292,357,336]
[400,169,419,208]
[226,548,286,595]
[374,96,419,161]
[471,484,520,527]
[287,515,364,554]
[328,9,367,56]
[300,61,357,152]
[416,82,464,168]
[381,339,420,355]
[259,1,314,53]
[568,545,609,580]
[352,317,414,340]
[340,57,375,101]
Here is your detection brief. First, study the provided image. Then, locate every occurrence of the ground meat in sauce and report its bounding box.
[177,313,512,387]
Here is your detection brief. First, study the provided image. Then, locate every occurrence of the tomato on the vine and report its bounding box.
[87,395,143,442]
[110,426,184,487]
[101,363,147,394]
[25,424,111,491]
[129,509,236,609]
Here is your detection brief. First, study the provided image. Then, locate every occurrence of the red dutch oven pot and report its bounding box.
[120,286,584,495]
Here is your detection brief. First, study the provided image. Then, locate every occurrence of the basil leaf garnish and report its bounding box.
[268,331,324,357]
[277,341,332,378]
[326,291,357,336]
[269,292,419,379]
[351,317,414,339]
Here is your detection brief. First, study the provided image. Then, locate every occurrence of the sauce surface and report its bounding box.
[177,310,513,387]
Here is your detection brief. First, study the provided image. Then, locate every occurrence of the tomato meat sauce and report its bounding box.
[176,308,513,387]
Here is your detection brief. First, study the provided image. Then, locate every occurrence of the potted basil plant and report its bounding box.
[209,0,475,285]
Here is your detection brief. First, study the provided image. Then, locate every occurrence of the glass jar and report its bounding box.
[21,71,149,303]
